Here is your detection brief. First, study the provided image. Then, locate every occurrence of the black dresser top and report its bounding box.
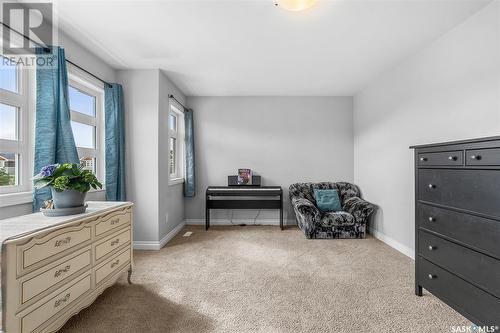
[410,135,500,149]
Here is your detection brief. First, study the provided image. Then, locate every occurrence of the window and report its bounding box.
[0,56,19,93]
[0,56,33,195]
[68,67,104,184]
[168,103,184,184]
[0,58,104,202]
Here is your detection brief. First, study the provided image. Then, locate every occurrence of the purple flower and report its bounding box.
[39,164,58,177]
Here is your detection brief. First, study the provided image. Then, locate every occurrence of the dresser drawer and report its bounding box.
[94,228,131,261]
[419,230,500,298]
[20,274,91,333]
[419,257,500,326]
[95,210,131,237]
[418,150,463,166]
[18,224,92,273]
[21,247,91,304]
[466,147,500,166]
[418,169,500,218]
[418,204,500,259]
[95,248,131,285]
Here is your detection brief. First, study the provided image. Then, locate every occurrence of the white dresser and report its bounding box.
[0,201,133,333]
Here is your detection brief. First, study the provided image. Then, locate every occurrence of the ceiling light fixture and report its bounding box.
[274,0,317,12]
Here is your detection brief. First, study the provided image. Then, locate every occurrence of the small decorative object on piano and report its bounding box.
[237,169,252,185]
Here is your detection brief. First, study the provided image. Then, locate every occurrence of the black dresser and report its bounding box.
[412,136,500,326]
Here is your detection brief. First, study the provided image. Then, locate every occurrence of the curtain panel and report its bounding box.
[184,109,196,197]
[33,47,79,211]
[104,84,126,201]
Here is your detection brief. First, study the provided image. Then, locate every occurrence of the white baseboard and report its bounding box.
[185,218,297,226]
[159,221,186,248]
[369,227,415,260]
[133,240,160,250]
[133,221,186,250]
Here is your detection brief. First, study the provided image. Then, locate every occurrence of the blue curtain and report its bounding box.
[184,109,196,197]
[104,84,126,201]
[33,47,79,211]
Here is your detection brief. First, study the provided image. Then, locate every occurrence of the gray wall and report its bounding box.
[185,96,354,224]
[118,69,187,245]
[158,71,186,239]
[118,69,160,243]
[353,2,500,257]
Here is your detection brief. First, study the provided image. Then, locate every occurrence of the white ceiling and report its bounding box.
[54,0,491,96]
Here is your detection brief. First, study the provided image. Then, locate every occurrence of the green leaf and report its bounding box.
[33,178,52,189]
[52,166,66,178]
[36,163,102,193]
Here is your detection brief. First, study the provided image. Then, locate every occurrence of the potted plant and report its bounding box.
[34,163,102,209]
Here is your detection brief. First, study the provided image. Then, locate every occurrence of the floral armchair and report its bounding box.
[289,182,376,239]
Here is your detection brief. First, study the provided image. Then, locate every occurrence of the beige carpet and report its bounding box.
[60,226,469,333]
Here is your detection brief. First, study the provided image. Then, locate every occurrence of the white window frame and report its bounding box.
[0,56,34,202]
[168,102,185,186]
[0,62,106,207]
[67,65,105,191]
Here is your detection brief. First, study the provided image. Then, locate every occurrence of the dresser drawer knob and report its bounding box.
[54,237,71,247]
[111,259,120,268]
[448,156,457,161]
[420,157,428,162]
[54,293,71,308]
[428,184,436,189]
[110,218,120,225]
[428,217,435,222]
[54,265,71,278]
[471,155,482,160]
[428,274,436,280]
[111,238,120,246]
[428,245,436,251]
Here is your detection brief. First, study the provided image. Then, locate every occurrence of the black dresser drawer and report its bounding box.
[419,257,500,326]
[419,230,500,298]
[414,137,500,326]
[466,147,500,166]
[418,150,463,167]
[418,169,500,218]
[418,204,500,259]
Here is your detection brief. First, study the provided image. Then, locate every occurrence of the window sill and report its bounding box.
[0,191,33,208]
[169,178,184,186]
[87,188,106,198]
[0,188,106,208]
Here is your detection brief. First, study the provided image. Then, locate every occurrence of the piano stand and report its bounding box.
[205,186,283,230]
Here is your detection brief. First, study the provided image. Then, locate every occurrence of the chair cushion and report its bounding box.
[313,189,341,212]
[321,211,355,227]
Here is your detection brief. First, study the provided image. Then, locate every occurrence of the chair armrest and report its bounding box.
[291,197,321,238]
[292,197,320,216]
[343,197,376,224]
